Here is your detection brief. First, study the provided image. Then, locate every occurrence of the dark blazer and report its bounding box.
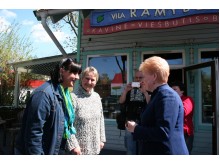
[133,84,189,155]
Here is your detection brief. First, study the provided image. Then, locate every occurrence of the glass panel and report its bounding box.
[201,66,212,124]
[186,66,213,124]
[143,53,183,65]
[88,55,127,119]
[201,51,219,62]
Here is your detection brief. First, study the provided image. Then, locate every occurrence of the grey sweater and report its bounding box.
[66,85,106,155]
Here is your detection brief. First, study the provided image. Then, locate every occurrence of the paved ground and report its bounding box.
[0,148,126,155]
[100,149,126,155]
[1,129,126,155]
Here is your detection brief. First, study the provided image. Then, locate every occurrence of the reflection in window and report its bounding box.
[88,55,127,119]
[143,53,183,65]
[201,67,212,124]
[201,51,219,62]
[200,51,218,123]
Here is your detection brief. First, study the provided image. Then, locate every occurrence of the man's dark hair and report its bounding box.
[170,81,185,92]
[50,58,82,84]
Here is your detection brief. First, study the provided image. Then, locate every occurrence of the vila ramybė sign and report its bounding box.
[83,9,219,35]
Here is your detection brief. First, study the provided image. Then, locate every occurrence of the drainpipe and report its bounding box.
[35,9,77,58]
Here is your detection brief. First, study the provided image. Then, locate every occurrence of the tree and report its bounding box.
[0,22,35,106]
[48,11,79,53]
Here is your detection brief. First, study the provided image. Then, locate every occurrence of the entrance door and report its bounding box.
[183,60,218,155]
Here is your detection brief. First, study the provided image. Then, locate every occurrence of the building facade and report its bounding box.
[77,9,219,154]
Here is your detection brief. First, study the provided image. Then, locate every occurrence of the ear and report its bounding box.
[180,90,184,95]
[59,68,64,74]
[153,73,157,81]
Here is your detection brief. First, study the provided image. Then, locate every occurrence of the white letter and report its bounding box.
[165,21,169,27]
[130,9,137,17]
[155,9,166,16]
[171,9,176,15]
[138,22,143,27]
[183,9,190,13]
[141,9,150,16]
[213,15,218,22]
[111,13,117,20]
[196,16,200,22]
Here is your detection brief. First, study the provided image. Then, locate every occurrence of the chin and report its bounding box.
[68,83,74,88]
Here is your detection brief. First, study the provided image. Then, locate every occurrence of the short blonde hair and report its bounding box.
[81,66,99,82]
[139,56,170,83]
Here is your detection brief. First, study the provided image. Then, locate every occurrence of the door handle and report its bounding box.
[211,112,215,127]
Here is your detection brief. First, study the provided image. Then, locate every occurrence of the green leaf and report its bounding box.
[97,15,104,23]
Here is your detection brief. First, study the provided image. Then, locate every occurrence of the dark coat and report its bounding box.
[133,84,189,155]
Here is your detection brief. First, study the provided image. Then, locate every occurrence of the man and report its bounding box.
[119,70,149,154]
[171,81,194,154]
[15,58,82,155]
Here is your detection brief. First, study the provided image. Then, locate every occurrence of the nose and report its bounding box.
[87,79,92,84]
[75,73,80,79]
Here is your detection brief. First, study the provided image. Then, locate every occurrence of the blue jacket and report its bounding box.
[15,81,65,155]
[133,84,189,155]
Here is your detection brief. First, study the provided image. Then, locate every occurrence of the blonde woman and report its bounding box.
[126,56,188,155]
[66,66,106,155]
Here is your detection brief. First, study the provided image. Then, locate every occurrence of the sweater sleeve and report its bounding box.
[100,107,106,143]
[66,93,80,151]
[66,134,80,151]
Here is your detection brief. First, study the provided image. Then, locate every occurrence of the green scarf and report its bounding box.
[59,84,76,139]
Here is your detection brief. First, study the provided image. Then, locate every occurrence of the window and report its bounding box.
[143,52,183,65]
[143,51,184,84]
[201,51,219,62]
[88,55,128,119]
[200,50,218,124]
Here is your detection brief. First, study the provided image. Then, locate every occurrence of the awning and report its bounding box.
[10,53,76,76]
[26,80,45,88]
[9,53,76,107]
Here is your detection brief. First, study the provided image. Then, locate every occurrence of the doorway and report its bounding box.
[168,69,183,85]
[184,60,218,155]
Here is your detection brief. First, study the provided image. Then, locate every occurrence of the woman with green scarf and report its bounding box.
[15,58,82,155]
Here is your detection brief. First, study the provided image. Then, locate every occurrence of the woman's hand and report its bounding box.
[71,147,82,155]
[100,142,104,150]
[125,120,137,133]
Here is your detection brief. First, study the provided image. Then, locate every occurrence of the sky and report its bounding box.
[0,9,72,59]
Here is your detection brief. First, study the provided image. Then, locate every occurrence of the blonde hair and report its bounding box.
[81,66,99,82]
[139,56,170,83]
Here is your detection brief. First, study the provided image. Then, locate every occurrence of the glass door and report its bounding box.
[184,60,218,155]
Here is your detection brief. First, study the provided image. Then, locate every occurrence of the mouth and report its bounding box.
[71,80,76,84]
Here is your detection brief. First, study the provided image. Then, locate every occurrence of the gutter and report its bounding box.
[34,9,77,57]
